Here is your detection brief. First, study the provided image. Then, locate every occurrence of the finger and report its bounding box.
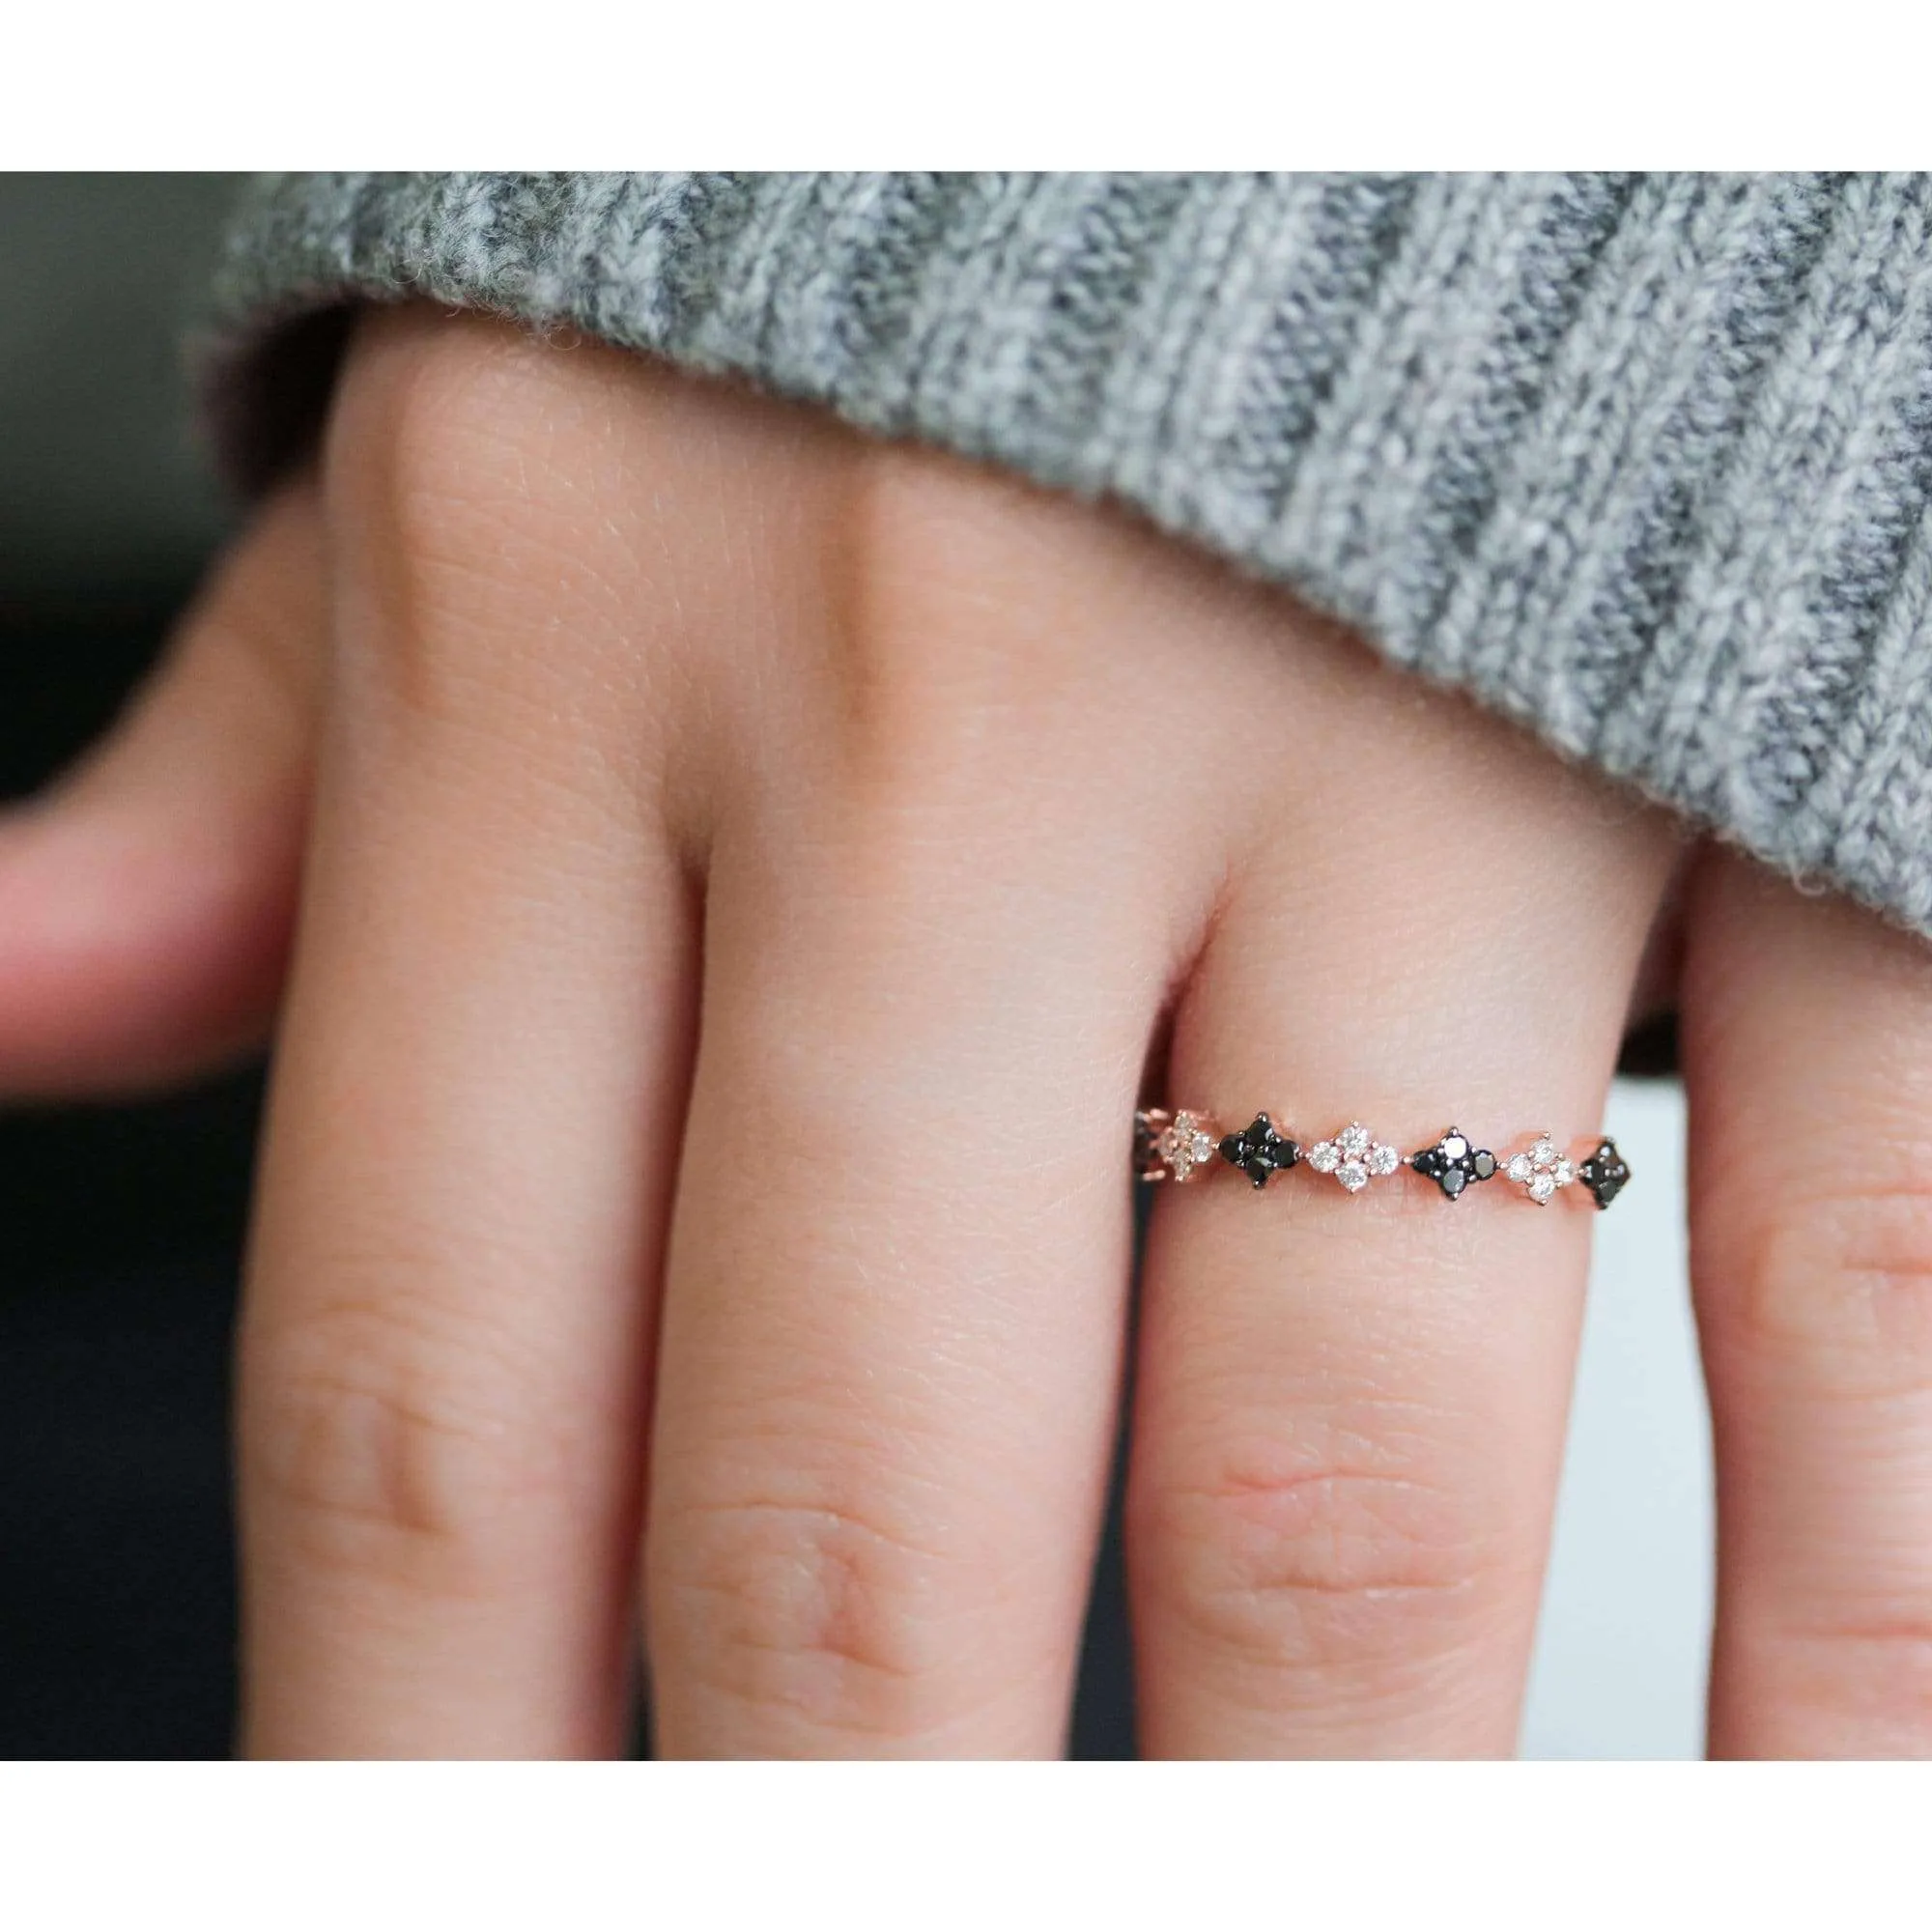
[1683,851,1932,1758]
[644,821,1160,1758]
[0,481,323,1095]
[641,469,1199,1759]
[238,319,699,1756]
[1130,668,1677,1757]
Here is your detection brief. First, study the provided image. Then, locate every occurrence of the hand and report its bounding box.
[6,304,1927,1757]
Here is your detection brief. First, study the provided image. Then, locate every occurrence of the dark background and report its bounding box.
[1,174,250,1757]
[0,174,1139,1759]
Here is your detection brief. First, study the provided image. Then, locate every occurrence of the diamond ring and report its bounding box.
[1134,1110,1630,1209]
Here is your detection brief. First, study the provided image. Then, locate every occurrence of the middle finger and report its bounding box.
[641,460,1222,1757]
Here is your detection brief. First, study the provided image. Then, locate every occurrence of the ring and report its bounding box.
[1134,1109,1630,1208]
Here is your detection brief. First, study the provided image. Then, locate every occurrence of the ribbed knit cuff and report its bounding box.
[199,172,1932,939]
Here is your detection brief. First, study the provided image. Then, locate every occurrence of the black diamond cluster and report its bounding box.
[1409,1126,1496,1201]
[1218,1113,1301,1189]
[1578,1138,1631,1209]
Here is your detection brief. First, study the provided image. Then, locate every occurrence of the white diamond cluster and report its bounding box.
[1307,1122,1401,1194]
[1155,1111,1217,1182]
[1506,1134,1575,1206]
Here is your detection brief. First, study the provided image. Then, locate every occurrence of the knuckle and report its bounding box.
[1718,1176,1932,1401]
[652,1462,972,1740]
[333,313,537,566]
[810,447,1098,806]
[242,1300,547,1594]
[1131,1434,1507,1673]
[325,313,585,733]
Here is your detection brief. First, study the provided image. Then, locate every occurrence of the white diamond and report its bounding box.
[1309,1140,1340,1173]
[1368,1141,1400,1177]
[1553,1158,1575,1187]
[1338,1122,1371,1159]
[1531,1137,1557,1167]
[1507,1152,1534,1184]
[1337,1160,1369,1192]
[1529,1171,1556,1204]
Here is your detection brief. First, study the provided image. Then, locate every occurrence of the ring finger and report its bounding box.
[1130,690,1677,1757]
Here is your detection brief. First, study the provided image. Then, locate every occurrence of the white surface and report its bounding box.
[1520,1076,1713,1758]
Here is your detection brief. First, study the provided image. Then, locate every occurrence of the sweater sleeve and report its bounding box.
[197,171,1932,941]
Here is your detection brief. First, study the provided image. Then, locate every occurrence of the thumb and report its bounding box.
[0,479,325,1096]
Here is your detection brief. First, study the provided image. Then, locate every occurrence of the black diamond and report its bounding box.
[1578,1138,1631,1210]
[1410,1125,1495,1202]
[1218,1113,1301,1189]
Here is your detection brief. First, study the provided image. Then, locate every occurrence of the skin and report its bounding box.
[4,304,1930,1757]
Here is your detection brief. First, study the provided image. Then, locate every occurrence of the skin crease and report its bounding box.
[1,303,1929,1757]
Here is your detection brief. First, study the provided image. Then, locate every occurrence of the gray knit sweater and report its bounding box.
[202,173,1932,940]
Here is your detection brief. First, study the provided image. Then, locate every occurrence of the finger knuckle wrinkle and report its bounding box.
[659,1486,952,1724]
[246,1310,534,1588]
[1728,1181,1932,1399]
[1756,1615,1932,1733]
[1137,1455,1494,1664]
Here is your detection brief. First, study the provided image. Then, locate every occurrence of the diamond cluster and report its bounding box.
[1218,1113,1301,1189]
[1306,1122,1402,1194]
[1505,1134,1575,1206]
[1578,1138,1632,1209]
[1153,1111,1216,1182]
[1410,1127,1497,1201]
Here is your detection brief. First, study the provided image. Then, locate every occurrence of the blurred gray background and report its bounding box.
[0,174,1713,1758]
[0,176,236,611]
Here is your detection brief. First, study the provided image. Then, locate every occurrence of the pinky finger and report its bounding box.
[1684,850,1932,1757]
[0,480,325,1095]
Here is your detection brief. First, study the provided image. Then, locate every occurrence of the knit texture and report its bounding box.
[201,173,1932,938]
